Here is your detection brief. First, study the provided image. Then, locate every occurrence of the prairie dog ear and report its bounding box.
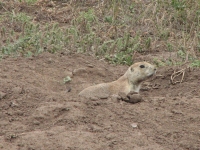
[130,67,134,72]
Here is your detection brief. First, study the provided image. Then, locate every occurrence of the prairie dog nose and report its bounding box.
[153,66,157,74]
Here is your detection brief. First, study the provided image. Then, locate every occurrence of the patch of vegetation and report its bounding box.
[0,0,199,66]
[1,21,70,57]
[63,76,71,84]
[191,60,200,67]
[19,0,37,5]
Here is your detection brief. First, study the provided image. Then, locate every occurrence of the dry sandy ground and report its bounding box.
[0,52,199,150]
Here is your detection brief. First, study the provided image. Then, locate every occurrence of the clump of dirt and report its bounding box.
[0,52,199,150]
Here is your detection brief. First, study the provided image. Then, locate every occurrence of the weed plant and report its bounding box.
[0,0,199,66]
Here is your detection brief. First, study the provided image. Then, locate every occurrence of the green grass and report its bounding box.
[18,0,37,5]
[0,0,199,66]
[191,60,200,67]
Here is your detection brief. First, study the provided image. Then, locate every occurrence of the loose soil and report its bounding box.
[0,52,199,150]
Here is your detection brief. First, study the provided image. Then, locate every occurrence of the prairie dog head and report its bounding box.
[126,62,156,84]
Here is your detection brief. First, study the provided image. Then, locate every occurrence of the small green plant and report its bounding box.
[63,76,71,84]
[0,2,3,9]
[105,52,133,65]
[145,37,151,49]
[177,49,186,59]
[153,58,165,67]
[79,9,96,23]
[0,19,71,57]
[171,0,186,11]
[18,0,37,5]
[191,60,200,67]
[159,30,170,40]
[104,16,112,23]
[129,3,135,13]
[11,12,31,23]
[167,43,174,51]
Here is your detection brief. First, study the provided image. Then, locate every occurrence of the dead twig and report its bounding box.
[170,68,186,84]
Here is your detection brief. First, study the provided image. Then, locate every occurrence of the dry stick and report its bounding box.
[172,69,184,80]
[170,68,186,84]
[171,69,184,83]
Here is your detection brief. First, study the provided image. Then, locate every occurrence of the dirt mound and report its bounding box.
[0,53,199,150]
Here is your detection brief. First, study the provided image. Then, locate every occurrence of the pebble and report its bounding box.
[72,68,87,75]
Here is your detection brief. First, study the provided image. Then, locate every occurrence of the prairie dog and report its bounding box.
[79,62,156,99]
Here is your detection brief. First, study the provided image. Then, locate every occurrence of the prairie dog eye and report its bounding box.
[140,65,145,68]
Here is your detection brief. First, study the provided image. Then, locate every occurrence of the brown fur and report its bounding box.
[79,62,156,99]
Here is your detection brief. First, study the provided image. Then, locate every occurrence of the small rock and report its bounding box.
[127,93,142,104]
[33,120,40,125]
[72,68,87,75]
[87,64,94,68]
[131,123,138,128]
[0,91,7,100]
[9,101,19,107]
[118,91,142,104]
[105,133,116,140]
